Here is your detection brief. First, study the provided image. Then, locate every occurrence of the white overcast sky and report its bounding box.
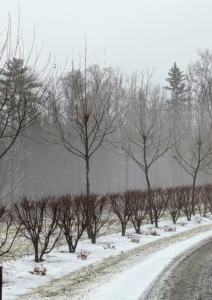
[0,0,212,84]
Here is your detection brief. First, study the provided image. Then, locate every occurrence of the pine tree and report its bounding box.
[0,58,43,202]
[164,62,188,119]
[0,58,42,159]
[0,58,41,112]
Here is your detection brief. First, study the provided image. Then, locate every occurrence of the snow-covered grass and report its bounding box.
[2,215,212,299]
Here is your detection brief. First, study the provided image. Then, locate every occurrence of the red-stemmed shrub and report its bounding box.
[129,189,148,234]
[57,193,87,252]
[82,193,112,244]
[110,191,134,236]
[13,196,62,262]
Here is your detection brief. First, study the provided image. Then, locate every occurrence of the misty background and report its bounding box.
[0,1,212,203]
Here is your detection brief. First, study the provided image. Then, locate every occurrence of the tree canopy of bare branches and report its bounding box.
[49,54,128,195]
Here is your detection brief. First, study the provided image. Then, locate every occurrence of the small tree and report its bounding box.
[129,189,148,234]
[111,191,134,236]
[57,194,87,253]
[0,205,21,257]
[172,116,212,214]
[13,196,62,262]
[82,193,112,244]
[149,188,168,228]
[165,187,182,224]
[180,186,194,221]
[203,184,212,214]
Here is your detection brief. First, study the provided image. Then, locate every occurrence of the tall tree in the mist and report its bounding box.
[0,58,42,201]
[119,72,173,223]
[187,49,212,119]
[164,62,189,120]
[49,54,128,195]
[172,53,212,214]
[0,16,59,203]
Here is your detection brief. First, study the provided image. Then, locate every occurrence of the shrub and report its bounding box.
[13,196,62,262]
[129,189,148,234]
[102,244,116,250]
[29,264,47,275]
[164,225,176,232]
[110,192,134,236]
[77,250,90,260]
[57,194,87,253]
[82,193,112,244]
[128,235,141,243]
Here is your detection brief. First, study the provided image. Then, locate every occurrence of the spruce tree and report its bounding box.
[164,62,188,119]
[0,58,42,159]
[0,58,41,112]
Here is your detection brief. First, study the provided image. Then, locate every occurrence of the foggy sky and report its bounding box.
[0,0,212,84]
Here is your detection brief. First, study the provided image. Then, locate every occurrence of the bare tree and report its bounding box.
[149,188,168,228]
[48,51,128,195]
[0,205,21,257]
[165,187,182,224]
[187,49,212,120]
[172,109,212,214]
[111,191,134,236]
[128,189,148,234]
[119,72,173,188]
[179,186,194,221]
[82,193,112,244]
[118,72,173,223]
[13,196,62,262]
[57,194,87,253]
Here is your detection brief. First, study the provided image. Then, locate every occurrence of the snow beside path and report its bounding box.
[87,230,212,300]
[2,216,212,300]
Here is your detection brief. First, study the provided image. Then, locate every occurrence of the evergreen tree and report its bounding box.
[164,62,188,119]
[0,58,43,202]
[0,58,42,117]
[0,58,42,160]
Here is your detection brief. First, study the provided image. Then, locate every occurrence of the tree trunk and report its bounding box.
[121,223,126,236]
[34,240,39,262]
[85,157,90,196]
[90,232,96,244]
[192,174,197,215]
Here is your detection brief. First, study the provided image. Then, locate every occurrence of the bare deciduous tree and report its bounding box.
[48,51,128,195]
[119,72,173,223]
[82,193,112,244]
[13,196,62,262]
[128,189,148,234]
[172,113,212,214]
[111,191,134,236]
[165,187,182,224]
[57,194,87,253]
[0,205,21,257]
[149,188,168,228]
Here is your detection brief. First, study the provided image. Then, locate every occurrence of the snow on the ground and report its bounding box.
[87,228,212,300]
[3,216,212,300]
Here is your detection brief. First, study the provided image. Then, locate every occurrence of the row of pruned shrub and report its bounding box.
[0,184,212,262]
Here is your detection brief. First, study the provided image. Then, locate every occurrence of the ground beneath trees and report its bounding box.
[17,223,212,300]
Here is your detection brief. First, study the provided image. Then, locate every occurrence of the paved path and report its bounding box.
[142,236,212,300]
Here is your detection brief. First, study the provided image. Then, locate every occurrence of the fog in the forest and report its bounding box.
[1,135,211,203]
[1,2,212,203]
